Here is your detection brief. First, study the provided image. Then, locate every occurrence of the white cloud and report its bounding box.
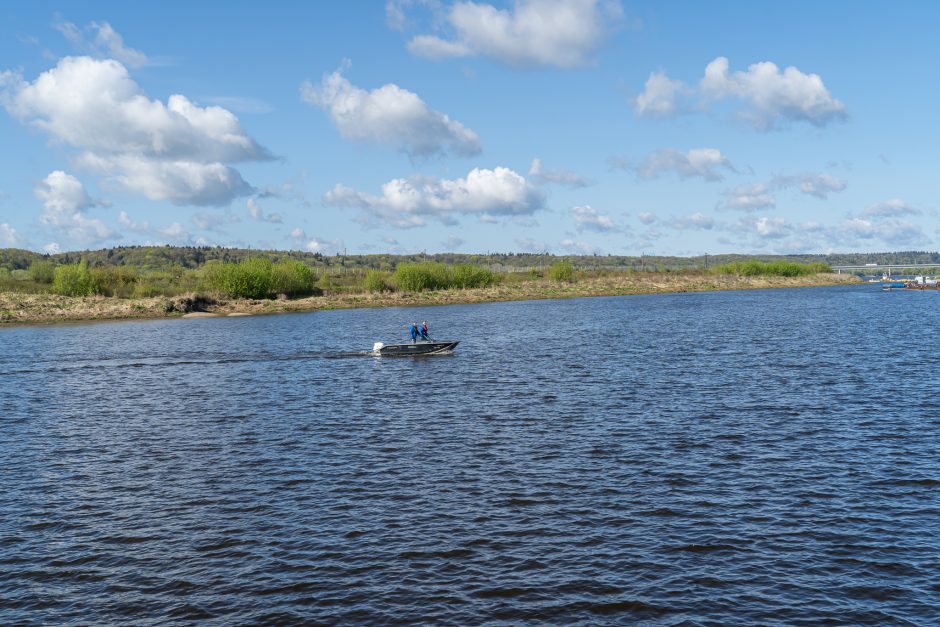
[33,170,115,246]
[629,148,734,182]
[776,173,847,199]
[637,211,657,224]
[633,71,685,117]
[156,222,192,243]
[700,57,846,129]
[529,158,589,187]
[634,57,846,130]
[863,198,922,218]
[515,237,549,252]
[722,172,847,211]
[671,212,715,231]
[753,216,791,239]
[571,205,616,232]
[301,66,481,157]
[723,182,775,211]
[560,238,600,254]
[118,210,150,233]
[1,223,22,246]
[323,166,545,228]
[839,217,926,246]
[53,19,148,68]
[442,234,464,249]
[406,0,622,68]
[2,56,269,206]
[305,238,343,255]
[43,242,60,254]
[288,227,342,254]
[246,197,282,223]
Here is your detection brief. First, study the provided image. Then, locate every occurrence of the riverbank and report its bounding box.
[0,273,858,325]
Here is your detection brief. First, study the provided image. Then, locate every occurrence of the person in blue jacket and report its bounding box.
[409,322,419,343]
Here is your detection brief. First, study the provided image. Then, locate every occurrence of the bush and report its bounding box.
[28,260,56,284]
[363,269,391,292]
[271,260,318,297]
[548,261,574,282]
[713,260,831,277]
[449,264,497,288]
[53,259,99,296]
[393,262,498,292]
[203,258,320,299]
[90,265,139,296]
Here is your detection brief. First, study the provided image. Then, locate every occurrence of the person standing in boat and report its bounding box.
[410,322,419,343]
[420,321,430,341]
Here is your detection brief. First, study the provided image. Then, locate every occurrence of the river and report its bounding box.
[1,285,938,623]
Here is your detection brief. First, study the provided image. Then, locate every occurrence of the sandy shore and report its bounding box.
[0,273,859,326]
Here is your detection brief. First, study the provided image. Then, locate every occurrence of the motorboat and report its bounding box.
[372,339,459,356]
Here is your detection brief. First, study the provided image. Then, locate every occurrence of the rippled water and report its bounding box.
[2,285,940,624]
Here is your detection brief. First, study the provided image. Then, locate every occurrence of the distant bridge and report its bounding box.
[832,263,940,274]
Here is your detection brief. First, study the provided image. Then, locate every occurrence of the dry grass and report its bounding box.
[0,273,859,325]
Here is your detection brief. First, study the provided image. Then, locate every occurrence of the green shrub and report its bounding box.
[548,261,574,282]
[393,262,498,292]
[90,265,139,296]
[713,260,831,277]
[28,260,56,284]
[449,263,497,288]
[271,260,318,297]
[363,269,391,292]
[52,259,99,296]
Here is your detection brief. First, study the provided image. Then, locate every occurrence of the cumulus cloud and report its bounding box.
[571,205,616,232]
[626,148,734,182]
[634,57,846,130]
[288,227,343,254]
[637,211,657,224]
[301,66,481,157]
[529,158,590,187]
[323,166,545,228]
[862,198,922,217]
[442,234,464,249]
[775,173,847,199]
[247,197,282,223]
[0,223,22,246]
[723,182,776,211]
[2,56,269,206]
[633,71,686,117]
[670,212,715,231]
[405,0,623,68]
[560,238,600,254]
[722,172,847,211]
[33,170,115,245]
[839,217,926,247]
[53,19,148,67]
[700,57,846,129]
[515,237,549,252]
[43,242,60,254]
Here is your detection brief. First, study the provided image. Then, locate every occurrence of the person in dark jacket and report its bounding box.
[410,322,419,343]
[420,321,430,341]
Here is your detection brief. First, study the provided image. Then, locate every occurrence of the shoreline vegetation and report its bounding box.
[0,249,859,325]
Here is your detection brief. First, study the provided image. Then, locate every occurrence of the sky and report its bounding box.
[1,1,939,257]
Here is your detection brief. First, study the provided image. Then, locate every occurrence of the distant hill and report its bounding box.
[2,245,940,273]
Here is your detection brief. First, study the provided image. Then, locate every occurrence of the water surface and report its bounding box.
[2,285,939,624]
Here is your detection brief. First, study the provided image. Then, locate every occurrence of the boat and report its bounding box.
[372,340,459,356]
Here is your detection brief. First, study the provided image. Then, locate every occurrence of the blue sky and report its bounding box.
[1,1,938,256]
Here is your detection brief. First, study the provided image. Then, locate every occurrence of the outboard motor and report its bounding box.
[372,342,385,353]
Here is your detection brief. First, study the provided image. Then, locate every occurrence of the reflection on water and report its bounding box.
[2,286,939,623]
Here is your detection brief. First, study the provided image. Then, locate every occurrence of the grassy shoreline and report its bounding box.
[0,273,858,326]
